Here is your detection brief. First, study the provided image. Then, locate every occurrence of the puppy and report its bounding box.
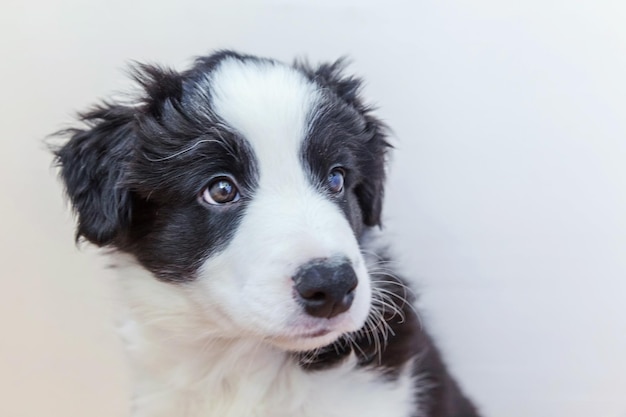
[53,50,479,417]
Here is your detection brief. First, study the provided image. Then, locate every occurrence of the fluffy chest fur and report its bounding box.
[117,260,419,417]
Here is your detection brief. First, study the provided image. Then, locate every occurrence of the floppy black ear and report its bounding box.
[298,59,391,227]
[54,104,136,245]
[352,109,389,227]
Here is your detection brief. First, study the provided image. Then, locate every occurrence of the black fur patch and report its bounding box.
[297,60,390,228]
[54,53,261,282]
[54,104,136,245]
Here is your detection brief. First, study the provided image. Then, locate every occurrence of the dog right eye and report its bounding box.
[202,177,240,205]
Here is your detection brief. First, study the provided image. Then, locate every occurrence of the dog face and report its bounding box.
[55,51,389,352]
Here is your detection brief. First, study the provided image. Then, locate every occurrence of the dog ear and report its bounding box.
[54,104,136,245]
[353,114,389,227]
[298,59,391,227]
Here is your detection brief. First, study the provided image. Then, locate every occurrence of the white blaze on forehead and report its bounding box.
[196,58,371,342]
[208,58,320,176]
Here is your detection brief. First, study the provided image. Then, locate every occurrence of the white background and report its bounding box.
[1,1,625,416]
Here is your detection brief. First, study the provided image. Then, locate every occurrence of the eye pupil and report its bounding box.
[327,169,345,193]
[214,181,232,197]
[203,177,240,205]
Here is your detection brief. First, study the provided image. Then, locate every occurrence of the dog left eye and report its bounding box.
[327,168,345,194]
[202,177,240,205]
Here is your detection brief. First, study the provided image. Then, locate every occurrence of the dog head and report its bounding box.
[55,51,390,351]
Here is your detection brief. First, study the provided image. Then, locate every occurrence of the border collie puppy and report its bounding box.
[53,50,479,417]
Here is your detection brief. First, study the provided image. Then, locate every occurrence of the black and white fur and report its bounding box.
[53,51,479,417]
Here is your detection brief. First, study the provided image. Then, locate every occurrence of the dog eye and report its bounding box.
[327,168,345,194]
[202,177,240,205]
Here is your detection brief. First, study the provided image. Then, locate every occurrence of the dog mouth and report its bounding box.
[281,323,337,340]
[299,328,332,338]
[268,330,340,352]
[265,314,357,351]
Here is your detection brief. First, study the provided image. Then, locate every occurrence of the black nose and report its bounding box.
[293,259,358,319]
